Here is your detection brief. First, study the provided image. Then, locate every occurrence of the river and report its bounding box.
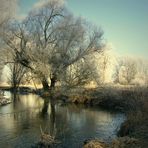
[0,92,125,148]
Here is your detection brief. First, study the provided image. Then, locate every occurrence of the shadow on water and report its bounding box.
[0,92,125,148]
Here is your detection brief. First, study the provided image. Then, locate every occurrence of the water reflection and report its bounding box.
[40,98,56,137]
[0,93,125,148]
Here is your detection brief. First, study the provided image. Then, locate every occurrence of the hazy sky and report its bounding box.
[19,0,148,58]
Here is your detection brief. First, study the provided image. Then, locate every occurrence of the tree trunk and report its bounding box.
[41,77,50,91]
[12,81,18,94]
[49,75,57,90]
[41,99,49,114]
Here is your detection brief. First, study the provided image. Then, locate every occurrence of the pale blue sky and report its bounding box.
[19,0,148,58]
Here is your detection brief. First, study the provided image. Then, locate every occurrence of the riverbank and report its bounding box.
[76,86,147,148]
[0,85,147,147]
[83,137,138,148]
[40,85,148,147]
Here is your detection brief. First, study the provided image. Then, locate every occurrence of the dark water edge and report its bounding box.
[0,92,125,148]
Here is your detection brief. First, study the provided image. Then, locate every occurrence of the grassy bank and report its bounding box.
[77,85,148,148]
[117,87,148,147]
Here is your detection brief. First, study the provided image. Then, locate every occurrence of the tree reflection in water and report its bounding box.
[0,93,125,148]
[41,97,56,137]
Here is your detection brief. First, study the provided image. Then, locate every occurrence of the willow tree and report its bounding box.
[24,0,66,90]
[3,0,104,91]
[26,1,104,90]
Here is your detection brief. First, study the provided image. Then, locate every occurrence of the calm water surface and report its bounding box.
[0,92,125,148]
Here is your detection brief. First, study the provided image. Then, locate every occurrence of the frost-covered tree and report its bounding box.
[0,0,18,81]
[2,0,104,91]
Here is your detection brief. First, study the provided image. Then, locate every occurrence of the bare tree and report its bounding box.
[2,0,104,92]
[123,57,137,84]
[1,18,33,89]
[0,0,18,79]
[114,57,137,85]
[96,48,113,84]
[24,1,104,91]
[8,62,27,92]
[47,16,104,90]
[133,59,148,85]
[22,0,67,90]
[113,57,124,84]
[60,57,97,88]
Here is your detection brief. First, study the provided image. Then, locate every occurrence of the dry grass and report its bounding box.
[111,137,138,148]
[83,139,108,148]
[82,86,148,148]
[117,86,148,147]
[83,137,138,148]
